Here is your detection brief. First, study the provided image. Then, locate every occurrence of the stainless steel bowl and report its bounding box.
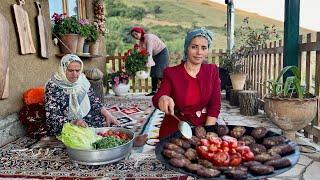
[66,127,134,165]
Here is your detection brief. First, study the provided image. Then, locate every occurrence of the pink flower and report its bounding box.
[79,19,89,25]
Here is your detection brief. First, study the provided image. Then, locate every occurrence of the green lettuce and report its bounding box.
[57,123,101,150]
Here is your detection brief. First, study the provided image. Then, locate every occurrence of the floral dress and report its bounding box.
[45,79,106,136]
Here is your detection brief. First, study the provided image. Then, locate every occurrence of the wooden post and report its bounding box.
[238,90,258,116]
[230,89,241,106]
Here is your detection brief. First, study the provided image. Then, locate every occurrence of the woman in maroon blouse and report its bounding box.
[152,28,221,138]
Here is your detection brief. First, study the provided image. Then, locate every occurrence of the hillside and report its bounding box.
[105,0,314,55]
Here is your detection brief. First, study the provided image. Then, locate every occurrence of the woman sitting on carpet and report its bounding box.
[152,28,221,138]
[44,54,120,136]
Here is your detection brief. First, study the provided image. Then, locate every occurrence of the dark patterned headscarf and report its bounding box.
[183,27,214,60]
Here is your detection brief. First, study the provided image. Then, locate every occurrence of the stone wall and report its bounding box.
[0,113,25,147]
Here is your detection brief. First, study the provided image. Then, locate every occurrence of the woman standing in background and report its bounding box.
[130,26,169,96]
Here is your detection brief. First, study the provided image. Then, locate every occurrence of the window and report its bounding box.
[49,0,86,19]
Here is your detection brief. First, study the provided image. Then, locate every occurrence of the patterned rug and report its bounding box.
[0,94,184,179]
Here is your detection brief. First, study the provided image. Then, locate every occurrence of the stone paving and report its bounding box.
[220,99,320,180]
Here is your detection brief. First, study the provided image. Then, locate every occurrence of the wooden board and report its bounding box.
[13,0,36,54]
[35,1,48,58]
[0,12,9,99]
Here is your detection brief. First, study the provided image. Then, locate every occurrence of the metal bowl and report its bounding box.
[66,127,135,165]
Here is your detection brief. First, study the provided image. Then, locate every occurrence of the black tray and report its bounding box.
[155,125,300,179]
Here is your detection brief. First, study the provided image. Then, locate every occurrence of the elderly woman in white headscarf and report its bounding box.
[45,54,119,136]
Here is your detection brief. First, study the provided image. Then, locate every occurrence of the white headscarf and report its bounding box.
[51,54,91,120]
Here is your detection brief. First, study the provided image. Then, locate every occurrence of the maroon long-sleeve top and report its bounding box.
[152,63,221,138]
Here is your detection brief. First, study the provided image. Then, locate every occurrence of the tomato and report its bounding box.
[242,151,255,161]
[119,133,129,140]
[221,141,229,147]
[222,146,230,152]
[229,153,242,166]
[107,130,114,136]
[208,144,218,152]
[212,152,230,166]
[229,148,237,154]
[236,146,251,154]
[208,137,222,146]
[197,146,209,159]
[200,139,210,146]
[216,149,224,153]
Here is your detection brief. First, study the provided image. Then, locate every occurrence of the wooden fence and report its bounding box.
[212,32,320,143]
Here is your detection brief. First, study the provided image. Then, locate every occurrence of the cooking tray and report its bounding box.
[155,125,300,179]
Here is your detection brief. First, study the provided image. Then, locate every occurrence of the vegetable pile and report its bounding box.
[57,123,131,150]
[57,123,101,150]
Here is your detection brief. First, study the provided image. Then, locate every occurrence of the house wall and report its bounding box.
[0,0,106,145]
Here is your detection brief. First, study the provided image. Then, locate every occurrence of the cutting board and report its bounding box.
[35,1,48,58]
[13,0,36,54]
[0,12,9,99]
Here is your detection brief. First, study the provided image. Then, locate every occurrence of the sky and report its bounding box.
[210,0,320,31]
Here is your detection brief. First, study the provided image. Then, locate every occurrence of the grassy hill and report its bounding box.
[105,0,314,56]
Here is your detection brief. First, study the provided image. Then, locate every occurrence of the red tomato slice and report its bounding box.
[200,139,210,146]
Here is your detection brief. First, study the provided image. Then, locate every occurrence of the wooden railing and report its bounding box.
[212,32,320,144]
[105,53,151,93]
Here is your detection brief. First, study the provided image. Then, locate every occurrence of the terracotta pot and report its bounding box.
[76,36,85,54]
[59,34,78,53]
[112,83,130,96]
[89,38,100,55]
[230,73,246,90]
[264,96,317,140]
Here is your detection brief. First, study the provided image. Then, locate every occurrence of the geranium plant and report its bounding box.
[51,13,81,37]
[105,70,131,87]
[124,46,149,76]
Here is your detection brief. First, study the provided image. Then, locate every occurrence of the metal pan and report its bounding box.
[155,125,300,179]
[66,127,135,165]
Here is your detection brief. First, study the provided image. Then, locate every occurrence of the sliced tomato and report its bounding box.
[221,141,229,147]
[208,144,218,152]
[242,151,255,161]
[119,133,129,140]
[196,146,209,159]
[229,153,242,166]
[212,152,230,166]
[208,137,222,146]
[200,139,210,146]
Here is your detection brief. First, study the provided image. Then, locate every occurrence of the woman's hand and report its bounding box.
[158,95,175,115]
[101,108,120,126]
[72,119,88,128]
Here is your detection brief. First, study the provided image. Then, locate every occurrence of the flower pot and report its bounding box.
[76,36,85,54]
[135,70,149,80]
[89,37,101,55]
[112,83,130,96]
[264,96,317,140]
[59,34,79,53]
[83,41,90,53]
[230,73,246,90]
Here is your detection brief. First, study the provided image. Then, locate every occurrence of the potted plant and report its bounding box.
[220,18,279,90]
[87,23,99,55]
[51,13,81,53]
[220,49,247,90]
[124,47,149,79]
[264,66,317,140]
[104,71,131,96]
